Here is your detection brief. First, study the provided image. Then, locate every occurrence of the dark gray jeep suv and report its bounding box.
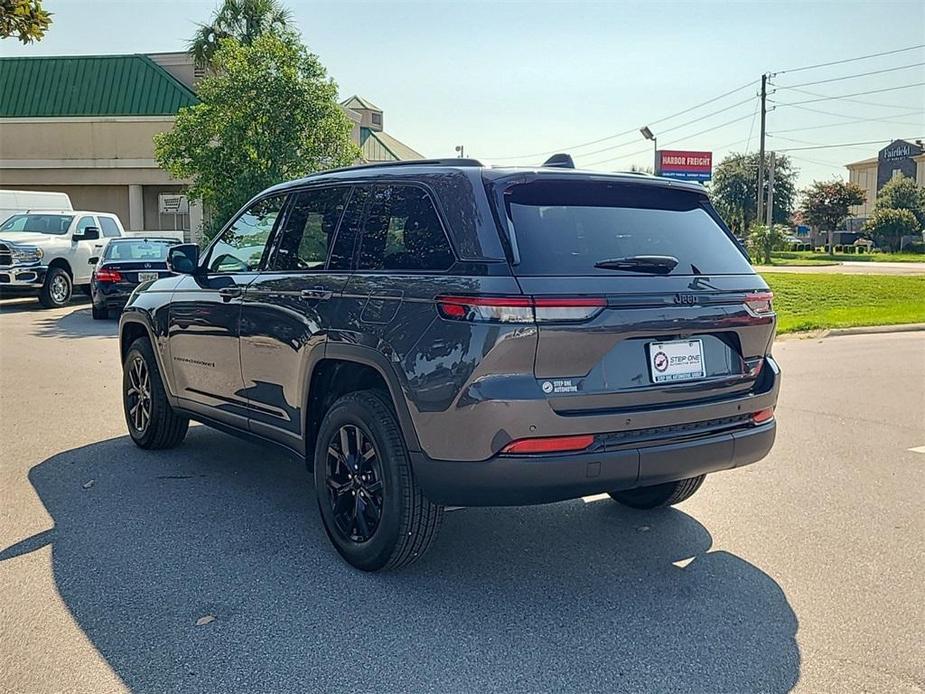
[119,157,780,571]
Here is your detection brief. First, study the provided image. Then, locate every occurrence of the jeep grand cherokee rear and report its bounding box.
[410,173,779,508]
[118,160,779,572]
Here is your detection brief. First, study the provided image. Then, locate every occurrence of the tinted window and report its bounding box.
[206,196,284,273]
[271,187,350,271]
[328,186,369,271]
[0,214,73,234]
[99,216,121,237]
[358,186,454,271]
[505,181,752,276]
[103,240,172,261]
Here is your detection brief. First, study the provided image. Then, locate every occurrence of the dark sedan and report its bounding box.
[91,237,179,319]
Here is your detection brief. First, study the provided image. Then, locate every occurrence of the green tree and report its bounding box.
[746,223,788,265]
[189,0,293,67]
[0,0,52,43]
[155,34,359,239]
[872,174,925,228]
[798,179,866,248]
[864,208,920,252]
[710,152,797,237]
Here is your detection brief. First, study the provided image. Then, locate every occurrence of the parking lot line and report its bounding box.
[908,445,925,454]
[582,493,610,503]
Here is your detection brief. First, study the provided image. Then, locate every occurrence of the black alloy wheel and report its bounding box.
[325,424,385,543]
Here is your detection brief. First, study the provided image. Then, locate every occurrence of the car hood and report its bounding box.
[0,232,57,246]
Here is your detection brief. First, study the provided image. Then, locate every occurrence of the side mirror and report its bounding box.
[88,257,99,265]
[167,243,200,275]
[74,226,100,241]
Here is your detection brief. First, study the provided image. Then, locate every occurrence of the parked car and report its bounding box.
[0,211,125,307]
[90,237,179,319]
[0,189,73,225]
[118,158,780,571]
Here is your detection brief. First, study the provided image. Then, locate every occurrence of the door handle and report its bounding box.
[218,287,243,300]
[300,288,332,301]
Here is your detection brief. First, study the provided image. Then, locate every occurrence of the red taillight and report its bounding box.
[501,434,595,454]
[751,407,775,424]
[435,295,605,323]
[95,268,123,282]
[745,291,774,315]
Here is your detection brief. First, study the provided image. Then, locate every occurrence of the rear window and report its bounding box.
[503,181,751,276]
[103,240,172,261]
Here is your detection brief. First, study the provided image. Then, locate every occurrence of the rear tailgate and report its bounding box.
[501,177,775,415]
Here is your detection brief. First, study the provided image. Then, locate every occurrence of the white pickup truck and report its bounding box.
[0,211,126,308]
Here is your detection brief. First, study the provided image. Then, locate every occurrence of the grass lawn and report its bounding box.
[763,273,925,334]
[770,251,925,264]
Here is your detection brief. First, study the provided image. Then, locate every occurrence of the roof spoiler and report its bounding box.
[541,153,575,169]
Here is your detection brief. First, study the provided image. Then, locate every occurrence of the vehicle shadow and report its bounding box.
[0,295,90,314]
[29,305,118,339]
[2,428,800,693]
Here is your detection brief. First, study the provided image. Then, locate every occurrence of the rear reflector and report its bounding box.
[95,268,123,283]
[751,407,774,424]
[436,295,605,323]
[745,291,774,315]
[501,434,595,454]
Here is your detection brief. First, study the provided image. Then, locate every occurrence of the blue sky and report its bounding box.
[2,0,924,186]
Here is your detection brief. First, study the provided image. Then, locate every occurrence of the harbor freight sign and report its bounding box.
[657,150,713,181]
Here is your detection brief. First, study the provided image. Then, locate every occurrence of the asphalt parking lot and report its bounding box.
[1,297,923,694]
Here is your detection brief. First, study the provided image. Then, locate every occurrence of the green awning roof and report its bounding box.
[0,54,198,118]
[360,127,424,162]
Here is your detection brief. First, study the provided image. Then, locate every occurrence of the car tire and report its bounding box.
[91,303,108,320]
[609,475,706,509]
[38,267,72,308]
[123,336,188,449]
[314,389,443,571]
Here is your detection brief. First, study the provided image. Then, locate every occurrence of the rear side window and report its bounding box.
[504,181,752,276]
[104,240,171,261]
[271,186,351,271]
[358,185,454,272]
[99,217,121,237]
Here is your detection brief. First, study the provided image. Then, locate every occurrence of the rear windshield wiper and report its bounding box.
[593,255,679,274]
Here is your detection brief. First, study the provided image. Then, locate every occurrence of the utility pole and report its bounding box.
[756,73,767,225]
[765,151,776,227]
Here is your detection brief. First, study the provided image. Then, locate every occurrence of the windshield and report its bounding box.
[504,181,752,276]
[0,214,74,235]
[103,240,173,261]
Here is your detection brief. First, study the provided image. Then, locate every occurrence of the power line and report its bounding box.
[783,102,924,121]
[774,82,925,107]
[768,134,886,152]
[774,137,923,153]
[567,95,756,160]
[769,111,925,134]
[482,79,757,160]
[774,61,925,89]
[773,44,925,76]
[584,112,755,168]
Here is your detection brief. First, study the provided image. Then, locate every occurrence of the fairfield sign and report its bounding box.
[657,150,713,182]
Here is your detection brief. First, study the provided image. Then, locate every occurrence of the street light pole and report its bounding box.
[640,126,657,174]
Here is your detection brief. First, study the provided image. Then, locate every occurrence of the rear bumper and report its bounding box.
[411,420,776,506]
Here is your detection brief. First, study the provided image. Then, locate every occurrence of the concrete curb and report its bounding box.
[778,323,925,340]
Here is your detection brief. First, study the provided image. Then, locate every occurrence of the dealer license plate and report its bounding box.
[648,339,705,383]
[137,272,159,282]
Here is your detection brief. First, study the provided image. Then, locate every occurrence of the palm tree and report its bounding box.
[189,0,293,67]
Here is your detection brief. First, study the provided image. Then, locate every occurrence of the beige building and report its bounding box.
[846,139,925,225]
[1,52,423,237]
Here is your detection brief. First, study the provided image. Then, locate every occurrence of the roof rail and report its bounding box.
[318,158,484,176]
